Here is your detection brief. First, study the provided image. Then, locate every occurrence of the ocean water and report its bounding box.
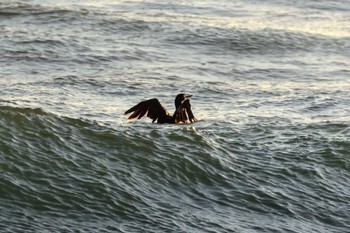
[1,0,350,232]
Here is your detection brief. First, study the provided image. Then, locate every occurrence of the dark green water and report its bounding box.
[1,105,349,232]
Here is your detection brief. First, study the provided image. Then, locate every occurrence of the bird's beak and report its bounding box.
[185,94,193,98]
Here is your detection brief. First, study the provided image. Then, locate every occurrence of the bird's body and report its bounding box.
[124,94,197,124]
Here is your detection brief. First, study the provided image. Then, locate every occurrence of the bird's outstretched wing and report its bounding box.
[174,99,197,124]
[124,98,167,123]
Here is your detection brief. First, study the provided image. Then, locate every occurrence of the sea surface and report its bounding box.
[1,0,350,232]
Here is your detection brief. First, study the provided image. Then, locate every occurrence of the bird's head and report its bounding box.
[175,93,192,109]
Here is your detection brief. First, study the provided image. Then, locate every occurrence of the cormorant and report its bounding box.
[124,93,197,124]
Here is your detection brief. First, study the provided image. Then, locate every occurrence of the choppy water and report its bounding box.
[1,0,350,232]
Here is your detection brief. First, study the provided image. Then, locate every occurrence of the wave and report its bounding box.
[1,104,349,186]
[0,105,236,231]
[1,104,349,231]
[2,1,348,69]
[163,25,350,55]
[0,2,87,17]
[0,104,230,190]
[98,14,350,55]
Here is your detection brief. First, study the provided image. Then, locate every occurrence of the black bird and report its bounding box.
[124,93,197,124]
